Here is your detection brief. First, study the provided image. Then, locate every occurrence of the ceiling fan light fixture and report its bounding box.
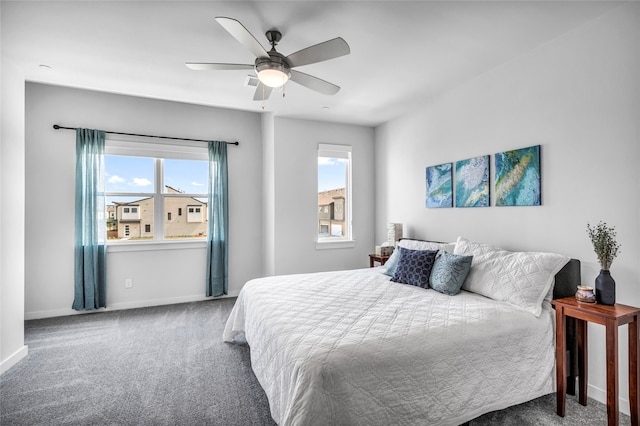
[257,68,289,88]
[255,57,290,88]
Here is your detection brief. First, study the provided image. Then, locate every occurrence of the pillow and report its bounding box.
[453,236,569,317]
[391,247,438,289]
[384,239,454,276]
[398,238,455,252]
[429,251,473,296]
[383,248,402,276]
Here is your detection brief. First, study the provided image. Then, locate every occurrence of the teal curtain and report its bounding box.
[73,128,107,310]
[206,141,229,297]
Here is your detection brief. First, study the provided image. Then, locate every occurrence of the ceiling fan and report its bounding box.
[186,17,350,101]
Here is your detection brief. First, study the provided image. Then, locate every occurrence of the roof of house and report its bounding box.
[318,188,345,206]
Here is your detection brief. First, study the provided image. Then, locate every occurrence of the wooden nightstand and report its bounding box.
[552,296,640,426]
[369,254,390,268]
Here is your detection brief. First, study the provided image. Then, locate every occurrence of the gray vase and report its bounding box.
[595,269,616,306]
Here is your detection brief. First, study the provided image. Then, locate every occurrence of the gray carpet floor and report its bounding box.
[0,299,631,425]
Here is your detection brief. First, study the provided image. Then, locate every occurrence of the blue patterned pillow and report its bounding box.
[391,248,438,288]
[429,251,473,295]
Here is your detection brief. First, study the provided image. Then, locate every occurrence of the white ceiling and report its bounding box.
[2,1,622,127]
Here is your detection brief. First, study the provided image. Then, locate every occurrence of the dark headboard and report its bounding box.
[553,258,581,300]
[553,258,581,396]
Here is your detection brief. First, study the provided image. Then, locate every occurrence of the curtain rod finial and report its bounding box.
[53,124,60,129]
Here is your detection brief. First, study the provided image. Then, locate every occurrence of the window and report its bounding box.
[317,144,352,244]
[105,141,208,242]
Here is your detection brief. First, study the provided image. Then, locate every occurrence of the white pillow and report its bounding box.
[453,236,569,317]
[397,238,455,253]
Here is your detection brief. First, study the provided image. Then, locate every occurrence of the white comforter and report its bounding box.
[223,267,556,426]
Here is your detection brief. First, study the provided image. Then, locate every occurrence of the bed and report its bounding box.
[223,237,581,426]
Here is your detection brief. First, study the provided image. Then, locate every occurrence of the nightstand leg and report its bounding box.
[578,319,588,405]
[606,319,619,426]
[630,316,639,426]
[556,305,566,417]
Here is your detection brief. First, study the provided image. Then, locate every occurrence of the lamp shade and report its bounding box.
[257,69,289,88]
[387,223,403,245]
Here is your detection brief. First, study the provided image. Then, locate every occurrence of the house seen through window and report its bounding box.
[105,146,209,242]
[317,144,351,241]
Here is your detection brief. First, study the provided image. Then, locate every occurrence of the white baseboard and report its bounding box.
[588,383,630,416]
[25,307,83,320]
[0,345,28,374]
[25,292,239,320]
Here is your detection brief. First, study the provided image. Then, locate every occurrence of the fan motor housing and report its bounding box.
[254,51,291,76]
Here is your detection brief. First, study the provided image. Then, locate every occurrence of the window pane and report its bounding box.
[164,159,208,194]
[106,196,154,241]
[105,155,154,193]
[106,153,210,243]
[318,156,347,239]
[164,198,207,240]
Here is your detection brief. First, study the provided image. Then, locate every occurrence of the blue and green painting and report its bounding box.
[425,163,453,208]
[495,145,541,206]
[455,155,489,207]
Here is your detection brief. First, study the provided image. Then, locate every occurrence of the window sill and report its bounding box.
[315,240,356,250]
[107,240,207,253]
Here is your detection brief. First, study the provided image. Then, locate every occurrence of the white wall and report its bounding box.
[375,3,639,413]
[25,83,264,319]
[0,57,28,371]
[24,84,376,320]
[262,113,276,276]
[272,117,375,275]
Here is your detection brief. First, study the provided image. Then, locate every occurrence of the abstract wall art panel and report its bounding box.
[455,155,489,207]
[495,145,541,206]
[425,163,453,208]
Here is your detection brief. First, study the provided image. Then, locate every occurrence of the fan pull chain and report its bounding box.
[261,83,266,110]
[282,74,286,98]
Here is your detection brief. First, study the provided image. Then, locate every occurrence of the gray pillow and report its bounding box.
[429,251,473,295]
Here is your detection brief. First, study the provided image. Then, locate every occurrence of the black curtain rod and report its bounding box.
[53,125,239,145]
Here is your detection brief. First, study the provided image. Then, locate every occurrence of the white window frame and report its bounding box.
[316,143,355,250]
[105,140,209,252]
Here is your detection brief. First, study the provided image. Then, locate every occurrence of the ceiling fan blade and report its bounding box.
[253,82,273,101]
[286,37,350,68]
[185,63,254,71]
[290,70,340,95]
[215,16,269,59]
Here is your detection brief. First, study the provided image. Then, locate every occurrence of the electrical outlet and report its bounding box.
[125,278,133,289]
